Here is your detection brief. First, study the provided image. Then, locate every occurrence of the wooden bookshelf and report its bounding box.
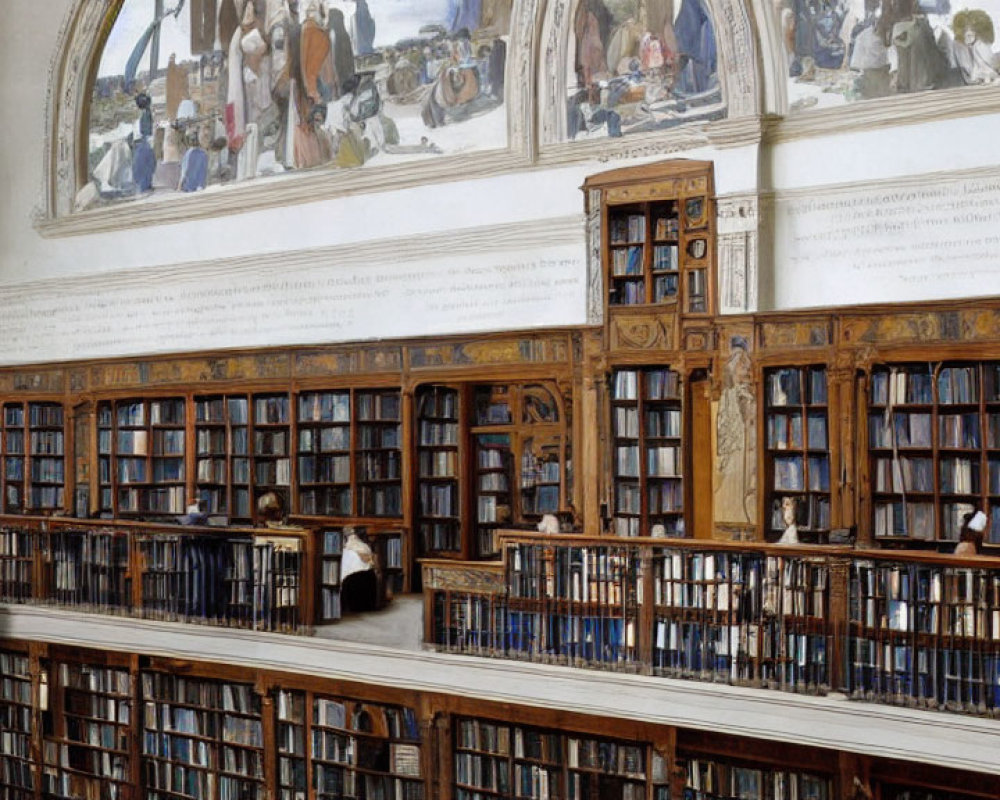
[868,361,1000,544]
[96,398,186,519]
[611,368,684,537]
[309,693,424,800]
[0,646,35,800]
[297,391,352,518]
[679,754,831,800]
[454,716,668,800]
[43,656,133,800]
[141,670,264,800]
[583,160,715,318]
[253,393,293,519]
[0,524,35,603]
[1,401,65,514]
[849,557,1000,712]
[764,366,831,541]
[415,385,463,558]
[471,383,567,559]
[2,639,999,800]
[295,388,403,520]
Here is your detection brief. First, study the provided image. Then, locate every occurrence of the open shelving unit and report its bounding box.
[43,657,132,800]
[611,368,684,537]
[765,366,831,540]
[868,362,1000,543]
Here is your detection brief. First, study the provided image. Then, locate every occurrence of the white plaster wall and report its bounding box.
[3,0,999,358]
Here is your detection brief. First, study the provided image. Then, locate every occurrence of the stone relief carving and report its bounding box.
[717,195,759,313]
[586,188,604,325]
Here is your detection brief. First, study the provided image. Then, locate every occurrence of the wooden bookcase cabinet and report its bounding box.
[1,401,65,515]
[414,381,570,562]
[583,160,716,321]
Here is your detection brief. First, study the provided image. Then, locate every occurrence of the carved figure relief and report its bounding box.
[714,334,757,524]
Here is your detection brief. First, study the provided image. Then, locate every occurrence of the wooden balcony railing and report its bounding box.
[424,532,1000,717]
[0,516,314,633]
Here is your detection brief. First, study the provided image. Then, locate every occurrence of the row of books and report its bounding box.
[610,279,647,305]
[849,640,1000,711]
[359,486,403,517]
[28,430,63,454]
[609,213,646,244]
[773,454,830,492]
[869,410,933,449]
[117,486,186,514]
[418,421,458,446]
[417,387,458,420]
[299,426,350,452]
[356,392,401,422]
[767,412,827,451]
[767,368,828,408]
[418,449,457,478]
[611,245,642,276]
[299,392,351,423]
[653,620,829,688]
[420,521,461,553]
[358,451,402,481]
[684,759,830,800]
[613,369,682,402]
[357,424,401,449]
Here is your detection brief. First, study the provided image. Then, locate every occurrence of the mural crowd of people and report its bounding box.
[568,0,722,138]
[82,0,510,208]
[782,0,1000,104]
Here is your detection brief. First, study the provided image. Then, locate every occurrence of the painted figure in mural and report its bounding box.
[574,0,613,87]
[132,92,157,193]
[892,14,960,92]
[950,9,1000,84]
[848,0,891,98]
[179,129,209,191]
[328,7,357,92]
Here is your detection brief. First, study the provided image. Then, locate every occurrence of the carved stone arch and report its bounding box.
[537,0,761,155]
[40,0,541,233]
[44,0,120,220]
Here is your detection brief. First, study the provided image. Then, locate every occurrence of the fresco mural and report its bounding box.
[80,0,511,209]
[782,0,1000,110]
[566,0,724,140]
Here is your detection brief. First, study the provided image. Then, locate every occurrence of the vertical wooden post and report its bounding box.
[28,642,46,800]
[258,677,277,800]
[434,712,452,800]
[401,387,415,593]
[579,332,604,534]
[638,546,654,672]
[829,557,851,694]
[128,653,142,800]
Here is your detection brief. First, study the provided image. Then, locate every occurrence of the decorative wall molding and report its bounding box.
[3,216,588,366]
[717,193,760,314]
[763,84,1000,145]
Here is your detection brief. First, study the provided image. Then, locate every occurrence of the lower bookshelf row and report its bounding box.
[2,641,995,800]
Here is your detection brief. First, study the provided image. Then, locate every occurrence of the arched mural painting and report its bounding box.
[79,0,512,210]
[782,0,1000,109]
[566,0,724,140]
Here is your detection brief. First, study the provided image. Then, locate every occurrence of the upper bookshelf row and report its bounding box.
[6,359,1000,546]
